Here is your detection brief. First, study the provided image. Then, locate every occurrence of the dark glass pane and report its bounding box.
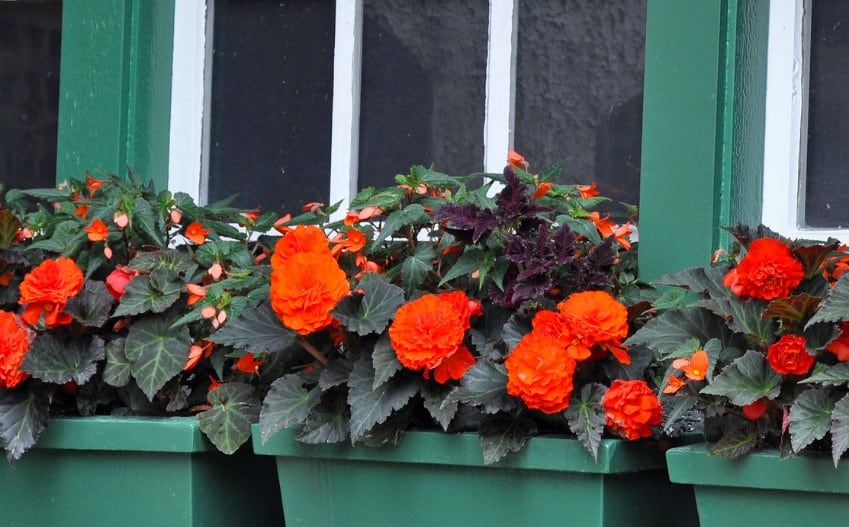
[805,0,849,228]
[208,0,334,215]
[0,1,62,191]
[359,0,487,188]
[515,0,646,214]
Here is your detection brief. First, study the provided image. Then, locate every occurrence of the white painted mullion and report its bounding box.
[168,0,209,202]
[329,0,363,220]
[483,0,518,175]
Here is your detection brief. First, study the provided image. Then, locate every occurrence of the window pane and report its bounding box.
[804,0,849,228]
[358,0,487,188]
[515,0,646,213]
[208,0,334,214]
[0,1,62,191]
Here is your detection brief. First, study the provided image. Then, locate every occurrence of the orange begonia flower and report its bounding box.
[557,291,630,364]
[105,266,138,301]
[270,251,350,335]
[185,341,214,371]
[602,379,663,440]
[827,321,849,361]
[766,334,814,375]
[0,310,30,389]
[505,332,576,414]
[663,374,686,394]
[723,238,804,301]
[74,203,89,220]
[742,399,769,421]
[18,256,84,326]
[272,213,292,234]
[343,211,361,226]
[85,173,104,196]
[208,375,221,392]
[357,206,383,221]
[184,222,210,245]
[84,218,109,242]
[612,222,632,251]
[577,183,599,199]
[586,211,616,238]
[186,283,207,305]
[671,350,709,381]
[330,228,366,256]
[431,346,475,384]
[233,352,262,374]
[531,309,591,361]
[271,225,332,267]
[507,149,528,169]
[534,181,553,199]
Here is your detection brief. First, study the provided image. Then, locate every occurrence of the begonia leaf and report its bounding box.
[372,333,403,389]
[65,280,114,328]
[656,265,730,299]
[298,390,350,444]
[0,389,48,461]
[347,356,420,442]
[195,240,254,269]
[114,270,182,317]
[198,382,260,454]
[349,186,405,210]
[0,209,21,249]
[259,374,321,444]
[564,383,606,462]
[793,241,840,279]
[422,383,457,431]
[28,219,86,256]
[103,338,131,387]
[789,388,835,453]
[808,273,849,327]
[371,204,429,248]
[22,334,105,385]
[332,278,404,336]
[400,244,434,296]
[124,314,190,400]
[804,321,840,353]
[209,301,295,353]
[447,361,516,414]
[128,248,193,274]
[831,394,849,467]
[318,359,354,389]
[439,246,486,286]
[764,294,822,329]
[478,413,537,465]
[132,196,166,246]
[801,362,849,386]
[660,394,703,437]
[625,307,740,360]
[708,425,757,458]
[700,350,781,406]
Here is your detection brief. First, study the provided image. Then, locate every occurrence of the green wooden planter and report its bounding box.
[253,427,698,527]
[0,416,283,527]
[667,443,849,527]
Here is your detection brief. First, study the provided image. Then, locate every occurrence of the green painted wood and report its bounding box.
[255,427,698,526]
[667,444,849,527]
[56,0,173,189]
[0,417,283,527]
[639,0,769,280]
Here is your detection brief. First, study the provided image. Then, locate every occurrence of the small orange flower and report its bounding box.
[85,173,104,196]
[233,352,262,374]
[827,321,849,361]
[663,375,686,394]
[18,257,84,326]
[612,222,632,251]
[602,379,662,440]
[208,262,223,281]
[586,211,616,238]
[343,211,361,226]
[330,228,366,256]
[74,203,89,219]
[505,332,576,413]
[0,271,13,286]
[358,206,383,221]
[186,283,207,305]
[507,149,528,169]
[208,375,221,392]
[534,181,553,199]
[184,222,210,245]
[302,201,323,213]
[671,350,709,381]
[272,213,292,234]
[577,183,599,199]
[84,218,109,242]
[0,310,30,389]
[184,341,214,371]
[170,208,183,224]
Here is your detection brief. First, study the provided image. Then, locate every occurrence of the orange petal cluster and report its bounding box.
[505,333,576,413]
[0,311,30,389]
[601,379,662,440]
[270,227,350,335]
[671,350,709,381]
[388,291,479,381]
[18,257,84,326]
[84,218,109,242]
[184,221,210,245]
[827,321,849,361]
[555,290,630,364]
[766,334,814,375]
[723,238,804,301]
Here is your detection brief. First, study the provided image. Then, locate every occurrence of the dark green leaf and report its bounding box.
[656,265,731,298]
[65,280,114,328]
[707,297,776,345]
[411,165,460,188]
[439,246,484,286]
[625,307,740,360]
[708,425,757,458]
[809,273,849,327]
[198,383,260,454]
[700,350,782,406]
[209,301,295,353]
[478,414,537,465]
[501,313,532,353]
[103,338,131,387]
[831,394,849,467]
[563,383,606,462]
[347,356,420,442]
[129,249,193,274]
[132,196,165,246]
[196,240,254,269]
[22,335,105,385]
[372,333,402,388]
[28,219,86,255]
[0,389,48,461]
[400,244,435,296]
[660,394,703,437]
[114,270,182,317]
[422,383,457,431]
[350,186,405,210]
[447,361,516,414]
[332,278,404,336]
[124,314,191,400]
[805,322,840,353]
[602,344,653,381]
[371,204,429,248]
[789,388,835,453]
[801,362,849,386]
[162,378,188,412]
[298,391,350,444]
[259,374,321,444]
[318,359,354,389]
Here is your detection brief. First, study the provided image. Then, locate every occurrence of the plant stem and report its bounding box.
[297,336,329,365]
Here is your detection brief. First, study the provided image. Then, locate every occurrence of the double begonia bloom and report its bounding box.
[18,257,84,326]
[766,334,815,375]
[0,310,30,389]
[271,225,332,266]
[723,238,804,301]
[602,379,662,440]
[389,292,478,381]
[505,332,576,413]
[556,291,630,364]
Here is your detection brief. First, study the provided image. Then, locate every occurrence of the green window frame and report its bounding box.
[55,0,771,280]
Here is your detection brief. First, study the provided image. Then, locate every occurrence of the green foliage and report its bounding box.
[209,302,295,353]
[22,335,105,385]
[700,350,782,406]
[198,383,260,454]
[0,389,48,462]
[564,383,606,462]
[259,374,321,443]
[331,278,405,336]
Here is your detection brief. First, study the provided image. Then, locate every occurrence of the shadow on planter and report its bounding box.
[0,416,283,527]
[254,426,698,527]
[667,443,849,527]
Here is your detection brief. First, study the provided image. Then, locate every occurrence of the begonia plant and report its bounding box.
[628,224,849,466]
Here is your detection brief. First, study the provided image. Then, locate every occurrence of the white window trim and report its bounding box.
[762,0,846,240]
[168,1,517,214]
